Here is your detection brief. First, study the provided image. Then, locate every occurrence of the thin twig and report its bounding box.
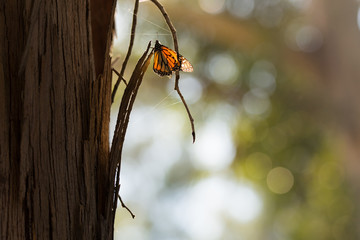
[118,193,135,219]
[109,42,153,223]
[111,0,139,103]
[150,0,196,142]
[111,56,120,67]
[175,86,196,142]
[112,68,128,86]
[150,0,178,53]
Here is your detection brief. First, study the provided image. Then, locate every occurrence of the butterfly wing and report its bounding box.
[153,50,173,76]
[153,41,180,76]
[179,55,194,72]
[153,40,193,76]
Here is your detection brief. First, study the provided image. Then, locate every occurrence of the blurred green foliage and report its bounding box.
[112,0,360,239]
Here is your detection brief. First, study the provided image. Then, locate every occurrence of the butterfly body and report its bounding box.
[153,40,193,77]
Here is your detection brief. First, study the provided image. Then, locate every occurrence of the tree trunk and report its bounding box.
[0,0,116,239]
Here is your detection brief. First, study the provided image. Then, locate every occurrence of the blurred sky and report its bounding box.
[111,0,360,239]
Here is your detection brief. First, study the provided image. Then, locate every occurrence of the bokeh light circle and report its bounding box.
[198,0,225,14]
[267,167,294,194]
[207,53,239,85]
[192,120,236,171]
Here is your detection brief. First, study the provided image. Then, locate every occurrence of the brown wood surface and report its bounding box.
[0,0,116,239]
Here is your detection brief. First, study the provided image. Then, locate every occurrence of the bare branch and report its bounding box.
[150,0,178,54]
[111,0,139,103]
[174,85,196,142]
[108,42,153,221]
[118,192,135,219]
[112,68,128,86]
[150,0,196,142]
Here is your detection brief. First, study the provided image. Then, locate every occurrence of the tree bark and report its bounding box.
[0,0,116,239]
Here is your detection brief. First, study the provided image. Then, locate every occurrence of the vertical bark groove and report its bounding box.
[1,0,116,239]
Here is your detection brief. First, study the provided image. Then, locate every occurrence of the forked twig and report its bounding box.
[150,0,196,142]
[118,191,135,218]
[111,0,140,103]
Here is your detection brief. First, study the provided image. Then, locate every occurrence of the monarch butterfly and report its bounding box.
[153,40,193,77]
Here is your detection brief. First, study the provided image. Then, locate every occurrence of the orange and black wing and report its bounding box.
[153,40,193,76]
[153,40,181,76]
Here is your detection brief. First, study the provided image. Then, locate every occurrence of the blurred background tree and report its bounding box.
[111,0,360,239]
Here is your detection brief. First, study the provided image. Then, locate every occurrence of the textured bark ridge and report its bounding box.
[0,0,116,239]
